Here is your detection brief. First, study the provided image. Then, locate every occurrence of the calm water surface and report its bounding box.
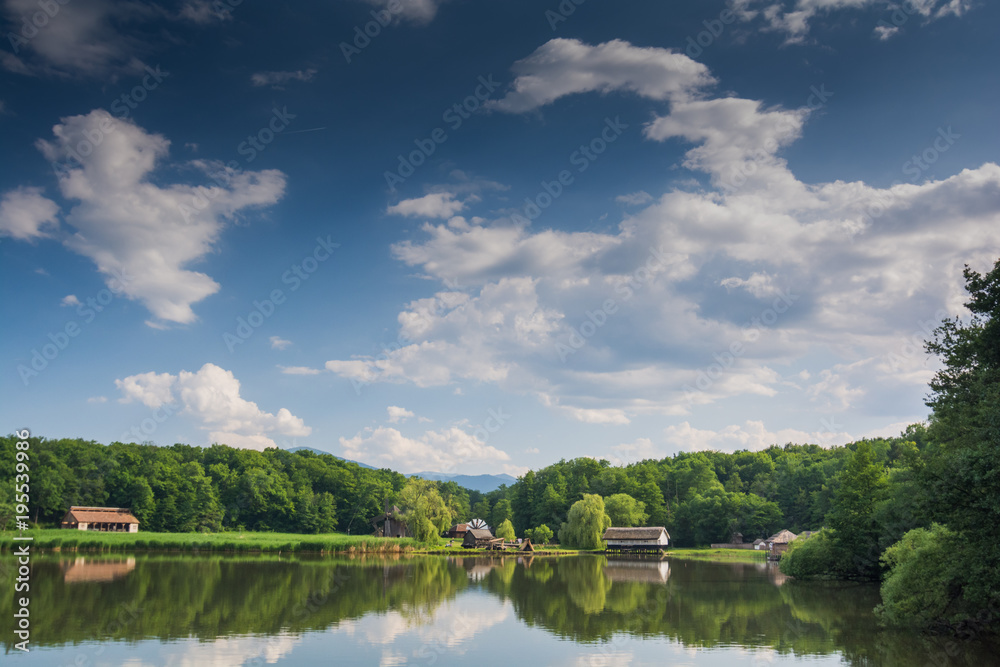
[2,553,995,666]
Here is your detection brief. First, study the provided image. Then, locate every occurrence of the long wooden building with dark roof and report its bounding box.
[60,507,140,532]
[602,526,670,553]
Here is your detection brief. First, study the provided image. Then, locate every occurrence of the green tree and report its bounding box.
[397,478,450,544]
[559,494,611,550]
[827,441,890,579]
[604,493,647,527]
[491,497,513,529]
[496,518,516,542]
[526,524,553,545]
[472,498,491,522]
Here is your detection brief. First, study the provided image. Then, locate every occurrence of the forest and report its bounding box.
[1,428,918,548]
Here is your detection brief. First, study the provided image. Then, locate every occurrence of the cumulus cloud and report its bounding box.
[663,419,852,452]
[340,425,513,474]
[250,69,317,88]
[386,405,414,423]
[270,336,292,350]
[330,39,999,428]
[26,109,285,325]
[116,363,310,450]
[60,294,81,307]
[489,39,714,114]
[387,192,466,219]
[0,186,59,240]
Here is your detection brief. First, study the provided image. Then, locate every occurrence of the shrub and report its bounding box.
[876,524,964,628]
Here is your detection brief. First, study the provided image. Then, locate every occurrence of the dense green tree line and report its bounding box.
[0,438,487,536]
[470,436,916,549]
[781,259,1000,633]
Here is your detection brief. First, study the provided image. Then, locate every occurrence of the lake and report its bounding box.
[2,553,995,666]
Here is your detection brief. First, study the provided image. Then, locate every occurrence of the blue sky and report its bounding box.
[2,0,998,475]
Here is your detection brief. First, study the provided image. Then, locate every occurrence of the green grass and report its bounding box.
[665,547,768,562]
[0,529,421,554]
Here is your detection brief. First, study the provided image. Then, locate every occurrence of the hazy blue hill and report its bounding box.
[285,447,516,492]
[412,471,517,493]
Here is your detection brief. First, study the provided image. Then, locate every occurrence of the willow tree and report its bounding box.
[559,494,611,550]
[397,478,451,543]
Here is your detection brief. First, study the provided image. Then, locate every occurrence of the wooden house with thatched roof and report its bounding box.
[462,528,495,548]
[602,527,670,553]
[60,507,140,532]
[765,529,798,559]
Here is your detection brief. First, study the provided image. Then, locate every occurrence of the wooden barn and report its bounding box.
[60,506,140,532]
[602,526,670,553]
[370,504,412,538]
[462,528,495,548]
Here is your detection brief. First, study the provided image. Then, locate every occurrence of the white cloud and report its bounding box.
[362,0,451,24]
[0,186,59,240]
[61,294,81,307]
[270,336,292,350]
[387,192,466,219]
[664,419,852,453]
[728,0,974,44]
[489,38,714,113]
[340,425,513,474]
[278,365,322,376]
[87,396,107,404]
[250,69,317,88]
[116,363,310,450]
[616,191,653,206]
[332,41,999,429]
[177,0,234,24]
[386,405,414,423]
[28,109,285,325]
[1,0,240,76]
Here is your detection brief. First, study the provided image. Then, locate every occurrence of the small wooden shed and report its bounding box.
[370,504,412,538]
[462,528,495,548]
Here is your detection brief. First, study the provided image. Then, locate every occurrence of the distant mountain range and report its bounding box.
[410,471,518,493]
[286,447,517,492]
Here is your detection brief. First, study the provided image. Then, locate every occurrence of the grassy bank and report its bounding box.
[665,547,768,563]
[1,529,421,554]
[0,530,588,556]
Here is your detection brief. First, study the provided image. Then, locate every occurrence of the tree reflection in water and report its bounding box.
[1,554,996,665]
